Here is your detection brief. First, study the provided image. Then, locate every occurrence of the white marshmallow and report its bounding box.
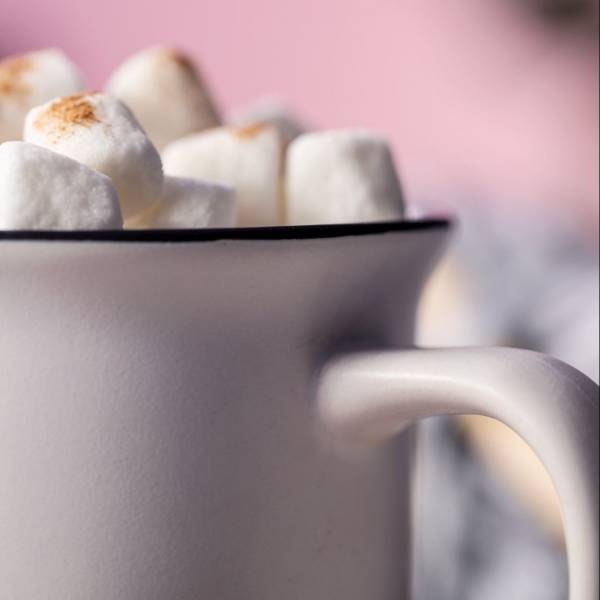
[105,46,221,151]
[228,96,306,148]
[162,124,282,227]
[0,49,84,143]
[24,92,163,219]
[286,130,405,225]
[0,141,122,230]
[125,175,235,229]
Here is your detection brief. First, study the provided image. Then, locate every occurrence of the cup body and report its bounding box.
[0,223,448,599]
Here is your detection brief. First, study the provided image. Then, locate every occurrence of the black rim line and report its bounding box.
[0,219,451,243]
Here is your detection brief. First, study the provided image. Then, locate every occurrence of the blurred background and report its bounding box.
[2,0,598,597]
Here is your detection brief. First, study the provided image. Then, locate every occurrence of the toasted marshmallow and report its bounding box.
[105,46,221,151]
[24,92,163,219]
[286,130,404,225]
[0,48,84,142]
[162,123,282,226]
[228,96,306,148]
[125,175,235,229]
[0,141,122,230]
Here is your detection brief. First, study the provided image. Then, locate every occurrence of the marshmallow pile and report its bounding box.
[0,46,405,231]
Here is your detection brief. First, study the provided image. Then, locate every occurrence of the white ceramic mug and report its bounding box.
[0,221,597,599]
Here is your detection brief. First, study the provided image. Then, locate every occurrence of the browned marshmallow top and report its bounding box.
[33,93,99,141]
[233,122,271,140]
[0,56,33,99]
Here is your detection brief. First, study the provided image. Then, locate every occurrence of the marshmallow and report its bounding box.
[228,96,306,148]
[0,141,122,230]
[285,130,404,225]
[162,124,282,226]
[24,92,163,219]
[0,49,84,143]
[125,175,235,229]
[105,46,221,151]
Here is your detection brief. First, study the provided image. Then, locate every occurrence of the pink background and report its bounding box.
[2,0,598,233]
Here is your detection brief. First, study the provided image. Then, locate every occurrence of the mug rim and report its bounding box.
[0,218,450,243]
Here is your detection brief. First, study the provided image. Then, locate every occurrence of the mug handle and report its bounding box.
[317,347,599,600]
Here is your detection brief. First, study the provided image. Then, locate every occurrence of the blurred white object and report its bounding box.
[419,203,599,380]
[286,129,404,225]
[0,49,84,142]
[106,46,221,151]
